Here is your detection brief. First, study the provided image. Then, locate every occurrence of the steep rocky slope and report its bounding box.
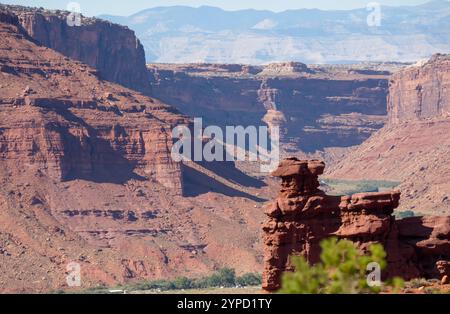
[328,54,450,215]
[0,10,268,292]
[1,4,151,94]
[148,62,394,162]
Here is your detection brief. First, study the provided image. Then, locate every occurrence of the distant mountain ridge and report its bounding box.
[100,0,450,64]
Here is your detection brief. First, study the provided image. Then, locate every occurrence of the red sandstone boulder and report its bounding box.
[271,158,325,178]
[334,214,392,237]
[344,191,401,213]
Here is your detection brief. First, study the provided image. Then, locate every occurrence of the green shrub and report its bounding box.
[279,237,403,294]
[395,210,417,220]
[236,273,262,286]
[150,280,176,291]
[405,278,432,289]
[173,277,194,290]
[202,268,236,288]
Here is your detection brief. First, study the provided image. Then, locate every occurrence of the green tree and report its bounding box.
[213,268,236,287]
[173,277,193,290]
[194,267,236,288]
[280,238,402,294]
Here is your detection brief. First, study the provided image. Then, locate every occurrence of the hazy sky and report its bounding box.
[0,0,436,16]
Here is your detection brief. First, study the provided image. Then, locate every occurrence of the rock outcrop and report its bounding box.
[262,158,450,292]
[388,54,450,124]
[1,4,150,94]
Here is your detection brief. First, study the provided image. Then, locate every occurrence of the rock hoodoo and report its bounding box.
[262,158,450,292]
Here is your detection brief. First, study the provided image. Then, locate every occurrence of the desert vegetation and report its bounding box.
[395,210,423,219]
[53,269,262,294]
[279,238,404,294]
[321,179,400,196]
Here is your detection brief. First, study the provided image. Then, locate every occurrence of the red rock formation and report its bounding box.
[388,54,450,124]
[1,5,150,94]
[262,158,450,292]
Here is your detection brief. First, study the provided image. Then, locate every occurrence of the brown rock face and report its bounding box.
[0,14,185,192]
[262,158,450,292]
[2,5,150,94]
[388,54,450,125]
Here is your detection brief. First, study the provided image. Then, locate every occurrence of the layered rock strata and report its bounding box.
[328,54,450,215]
[0,10,268,292]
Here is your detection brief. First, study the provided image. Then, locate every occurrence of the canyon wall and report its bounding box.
[1,5,150,94]
[263,158,450,291]
[388,54,450,124]
[0,11,268,292]
[328,54,450,215]
[148,63,391,158]
[0,23,185,192]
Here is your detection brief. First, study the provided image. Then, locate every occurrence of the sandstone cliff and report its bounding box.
[263,159,450,291]
[0,12,267,292]
[328,54,450,215]
[148,62,392,163]
[1,4,150,94]
[0,11,185,191]
[388,54,450,124]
